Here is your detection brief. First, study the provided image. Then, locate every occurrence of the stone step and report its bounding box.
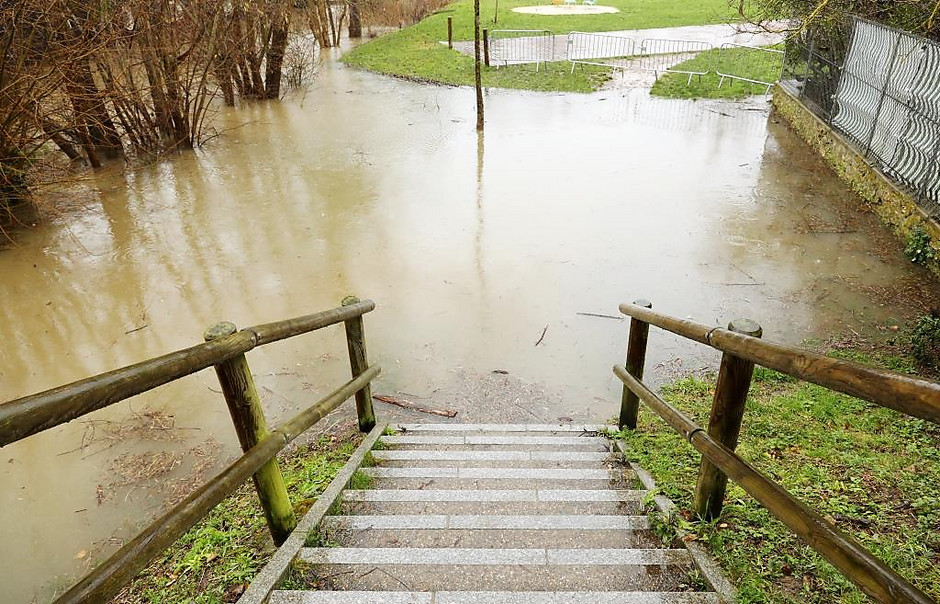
[372,450,611,462]
[339,500,644,516]
[294,555,696,591]
[361,467,626,480]
[381,436,609,447]
[322,515,651,530]
[319,527,668,550]
[270,591,720,604]
[299,547,690,566]
[381,442,612,452]
[396,424,606,433]
[343,489,645,502]
[366,477,636,491]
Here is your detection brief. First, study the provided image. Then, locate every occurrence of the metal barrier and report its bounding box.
[566,31,635,73]
[488,29,554,71]
[716,42,784,93]
[635,38,714,85]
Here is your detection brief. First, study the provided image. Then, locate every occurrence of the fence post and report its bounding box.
[204,322,295,545]
[342,296,376,432]
[693,318,762,521]
[619,299,652,430]
[483,29,490,67]
[447,16,453,49]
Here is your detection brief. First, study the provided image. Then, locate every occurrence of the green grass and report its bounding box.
[345,0,739,92]
[113,430,364,604]
[651,46,784,99]
[611,356,940,602]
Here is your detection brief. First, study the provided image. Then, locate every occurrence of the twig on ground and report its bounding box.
[373,394,457,418]
[577,312,624,321]
[535,325,548,346]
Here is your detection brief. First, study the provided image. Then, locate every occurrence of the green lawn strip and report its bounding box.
[650,45,784,99]
[415,0,737,41]
[615,359,940,602]
[345,0,738,92]
[112,430,364,604]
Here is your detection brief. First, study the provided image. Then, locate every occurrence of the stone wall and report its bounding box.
[772,83,940,278]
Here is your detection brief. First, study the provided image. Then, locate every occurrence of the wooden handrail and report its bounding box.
[0,300,376,447]
[619,301,940,424]
[613,365,936,604]
[52,366,381,604]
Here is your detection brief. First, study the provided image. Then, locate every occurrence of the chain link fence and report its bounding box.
[782,18,940,216]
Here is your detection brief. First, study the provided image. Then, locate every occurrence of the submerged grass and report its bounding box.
[111,428,364,604]
[613,353,940,602]
[345,0,737,92]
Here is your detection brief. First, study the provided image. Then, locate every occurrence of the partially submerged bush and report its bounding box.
[909,313,940,369]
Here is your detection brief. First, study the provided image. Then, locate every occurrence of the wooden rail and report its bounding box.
[54,367,380,604]
[618,301,940,424]
[614,299,939,604]
[0,299,375,447]
[0,299,380,604]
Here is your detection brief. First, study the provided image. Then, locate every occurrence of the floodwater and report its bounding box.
[2,47,939,603]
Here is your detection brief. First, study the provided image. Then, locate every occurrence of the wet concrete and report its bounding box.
[1,42,939,602]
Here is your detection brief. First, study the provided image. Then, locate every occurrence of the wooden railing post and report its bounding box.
[619,299,652,430]
[447,16,453,49]
[342,296,376,432]
[693,318,762,520]
[204,322,296,545]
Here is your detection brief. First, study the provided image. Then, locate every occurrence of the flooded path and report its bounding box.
[2,49,938,602]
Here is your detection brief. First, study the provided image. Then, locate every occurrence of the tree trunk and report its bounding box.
[349,0,362,38]
[67,59,124,160]
[265,17,289,99]
[41,120,83,162]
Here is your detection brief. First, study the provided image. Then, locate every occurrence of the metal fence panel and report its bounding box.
[634,38,713,84]
[716,43,784,93]
[489,30,554,70]
[830,18,940,212]
[566,32,635,72]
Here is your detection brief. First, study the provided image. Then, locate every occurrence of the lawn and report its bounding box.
[612,351,940,602]
[344,0,740,92]
[651,44,784,99]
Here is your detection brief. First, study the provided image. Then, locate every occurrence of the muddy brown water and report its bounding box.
[2,49,939,603]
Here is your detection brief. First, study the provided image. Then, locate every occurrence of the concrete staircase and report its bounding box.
[243,423,732,604]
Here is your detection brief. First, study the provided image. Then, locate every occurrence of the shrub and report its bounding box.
[904,227,937,266]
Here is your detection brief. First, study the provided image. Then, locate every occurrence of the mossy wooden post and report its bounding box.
[342,297,376,431]
[483,29,490,67]
[693,318,762,520]
[619,299,652,430]
[447,17,453,49]
[204,322,295,545]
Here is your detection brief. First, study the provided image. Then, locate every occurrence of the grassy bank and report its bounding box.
[111,427,365,604]
[613,350,940,602]
[344,0,738,92]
